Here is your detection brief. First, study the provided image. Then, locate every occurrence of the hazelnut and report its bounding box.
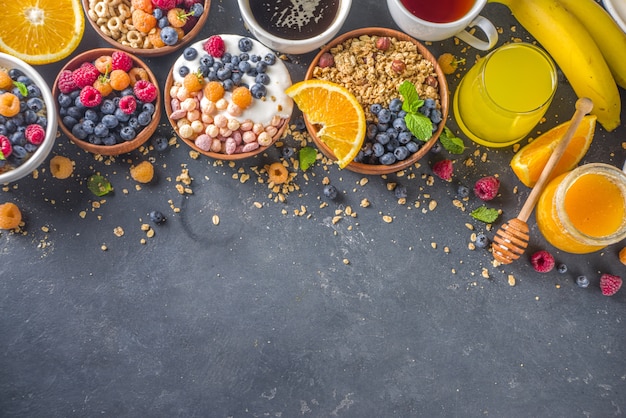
[375,37,391,51]
[425,75,438,87]
[317,52,335,69]
[391,59,406,74]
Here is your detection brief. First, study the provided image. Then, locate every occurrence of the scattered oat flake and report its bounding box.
[113,227,124,237]
[212,215,220,225]
[431,242,437,249]
[360,198,370,208]
[382,215,393,223]
[508,274,516,286]
[101,244,107,251]
[481,268,490,279]
[343,259,350,265]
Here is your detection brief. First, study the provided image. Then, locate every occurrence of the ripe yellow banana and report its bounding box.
[489,0,621,132]
[558,0,626,89]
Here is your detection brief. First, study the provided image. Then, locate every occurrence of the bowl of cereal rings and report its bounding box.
[0,53,58,184]
[305,27,449,175]
[82,0,211,57]
[164,34,294,160]
[52,48,161,156]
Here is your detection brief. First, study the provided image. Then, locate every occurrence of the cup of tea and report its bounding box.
[536,163,626,254]
[386,0,497,50]
[237,0,352,55]
[453,42,558,147]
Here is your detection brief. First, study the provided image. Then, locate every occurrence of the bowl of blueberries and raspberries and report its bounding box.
[0,53,58,184]
[305,28,449,175]
[82,0,211,57]
[53,48,161,156]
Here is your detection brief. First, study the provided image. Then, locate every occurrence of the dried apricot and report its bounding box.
[183,72,203,92]
[49,155,74,179]
[0,70,12,89]
[128,67,148,86]
[94,55,112,74]
[203,81,224,102]
[132,9,157,33]
[267,162,288,184]
[0,202,22,229]
[109,69,130,91]
[131,0,152,13]
[0,92,21,117]
[232,86,252,109]
[130,160,154,183]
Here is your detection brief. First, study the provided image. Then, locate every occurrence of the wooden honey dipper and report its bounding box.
[492,97,594,264]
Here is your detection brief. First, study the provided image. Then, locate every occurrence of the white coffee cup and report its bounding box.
[386,0,498,50]
[238,0,352,55]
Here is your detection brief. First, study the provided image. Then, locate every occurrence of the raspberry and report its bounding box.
[72,63,99,88]
[79,85,102,107]
[25,124,46,145]
[152,0,177,10]
[600,273,622,296]
[432,159,453,181]
[474,176,500,201]
[133,79,157,102]
[57,69,78,93]
[530,250,555,273]
[181,14,198,33]
[111,51,133,72]
[203,35,225,58]
[0,134,13,157]
[119,95,137,114]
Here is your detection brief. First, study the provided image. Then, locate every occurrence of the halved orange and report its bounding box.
[511,115,597,188]
[0,0,84,65]
[286,80,366,169]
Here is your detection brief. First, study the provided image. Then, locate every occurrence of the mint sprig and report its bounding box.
[471,206,499,223]
[13,81,28,97]
[87,175,113,196]
[439,127,465,155]
[399,81,432,141]
[299,146,317,171]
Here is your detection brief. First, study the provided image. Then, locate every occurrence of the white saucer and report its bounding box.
[603,0,626,33]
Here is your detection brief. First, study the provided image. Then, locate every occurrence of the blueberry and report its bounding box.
[120,87,134,97]
[216,67,232,81]
[24,110,38,124]
[114,108,131,122]
[198,65,210,78]
[405,141,420,153]
[430,108,443,124]
[281,146,294,158]
[430,141,442,154]
[392,117,407,132]
[419,106,431,117]
[101,114,118,129]
[475,233,489,248]
[11,145,27,159]
[377,108,392,124]
[153,8,163,19]
[557,263,568,274]
[158,16,169,29]
[27,84,41,97]
[100,99,115,115]
[142,103,155,115]
[81,119,95,134]
[424,98,436,109]
[160,26,178,45]
[255,73,270,85]
[84,109,99,122]
[370,103,382,115]
[128,117,141,131]
[366,123,378,140]
[323,184,338,200]
[190,2,204,16]
[222,79,234,92]
[386,138,400,152]
[264,53,276,65]
[26,97,44,112]
[87,134,101,145]
[256,61,267,73]
[178,65,190,77]
[94,123,109,137]
[102,134,117,146]
[238,60,252,73]
[120,126,136,141]
[293,117,306,131]
[375,132,390,145]
[149,210,166,225]
[379,152,396,165]
[137,111,152,126]
[393,146,409,161]
[457,184,470,198]
[62,115,78,128]
[398,131,412,144]
[389,98,403,113]
[250,54,260,62]
[576,275,589,288]
[200,55,214,67]
[250,84,266,99]
[10,131,26,146]
[71,123,88,140]
[151,136,169,152]
[372,142,385,157]
[394,184,407,199]
[231,72,243,86]
[221,52,232,63]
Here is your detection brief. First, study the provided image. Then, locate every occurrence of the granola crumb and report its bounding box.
[508,274,516,286]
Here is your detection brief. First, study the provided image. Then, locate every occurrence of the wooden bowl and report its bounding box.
[52,48,161,156]
[304,27,449,175]
[164,36,293,161]
[82,0,211,57]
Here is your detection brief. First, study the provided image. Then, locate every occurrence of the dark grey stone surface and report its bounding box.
[1,1,625,417]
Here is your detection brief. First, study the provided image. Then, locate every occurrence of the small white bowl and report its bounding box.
[603,0,626,33]
[237,0,352,54]
[0,53,57,184]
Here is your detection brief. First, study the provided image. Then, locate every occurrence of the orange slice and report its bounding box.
[286,80,366,169]
[511,115,596,188]
[0,0,84,65]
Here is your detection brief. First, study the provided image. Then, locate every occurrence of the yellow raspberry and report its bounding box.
[0,202,22,230]
[232,86,252,109]
[267,162,288,184]
[619,247,626,266]
[109,69,130,91]
[203,81,224,102]
[183,72,203,93]
[130,161,154,183]
[437,53,465,75]
[49,155,74,179]
[0,70,13,89]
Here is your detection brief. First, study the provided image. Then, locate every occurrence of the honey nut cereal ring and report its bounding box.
[88,10,99,21]
[96,17,108,26]
[126,30,142,43]
[93,1,108,17]
[107,16,123,32]
[99,25,112,36]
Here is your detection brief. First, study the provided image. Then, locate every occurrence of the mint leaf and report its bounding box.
[299,146,317,171]
[471,206,499,223]
[405,112,433,141]
[87,175,113,196]
[439,127,465,154]
[14,81,28,97]
[0,151,5,161]
[398,81,423,114]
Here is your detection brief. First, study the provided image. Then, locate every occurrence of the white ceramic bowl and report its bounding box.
[237,0,352,54]
[603,0,626,33]
[0,53,57,184]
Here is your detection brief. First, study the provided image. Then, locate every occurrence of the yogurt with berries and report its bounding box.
[167,34,294,156]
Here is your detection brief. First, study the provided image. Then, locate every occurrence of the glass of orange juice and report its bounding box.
[536,163,626,254]
[453,42,557,147]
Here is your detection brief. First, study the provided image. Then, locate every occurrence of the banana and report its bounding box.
[488,0,621,132]
[558,0,626,89]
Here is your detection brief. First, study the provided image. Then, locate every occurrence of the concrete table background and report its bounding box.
[1,1,625,417]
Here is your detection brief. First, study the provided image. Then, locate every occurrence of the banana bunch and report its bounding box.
[489,0,625,132]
